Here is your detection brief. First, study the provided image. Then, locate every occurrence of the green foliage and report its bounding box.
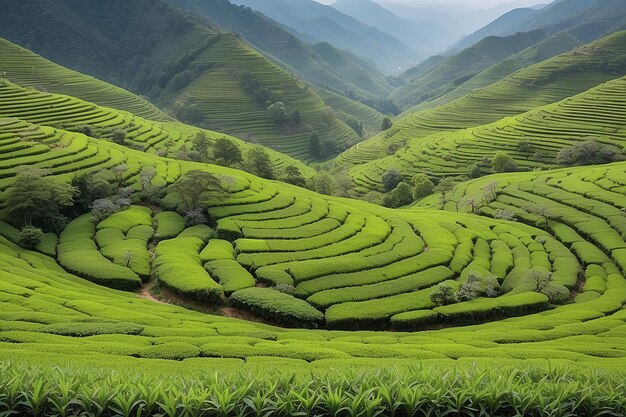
[556,139,615,166]
[213,137,243,167]
[381,117,393,131]
[492,152,518,173]
[19,226,44,249]
[245,146,274,179]
[5,167,76,226]
[382,168,403,192]
[430,284,457,306]
[231,287,324,327]
[412,174,435,199]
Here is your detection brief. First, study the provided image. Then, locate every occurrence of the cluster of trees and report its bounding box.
[430,272,500,307]
[556,139,616,166]
[344,89,400,116]
[309,132,341,160]
[234,70,301,128]
[336,111,364,137]
[381,168,457,208]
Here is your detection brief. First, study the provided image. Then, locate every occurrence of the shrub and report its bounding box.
[412,174,434,199]
[382,168,403,192]
[19,227,44,249]
[390,310,438,330]
[430,284,457,306]
[138,342,201,360]
[492,152,517,173]
[556,139,614,166]
[230,288,324,327]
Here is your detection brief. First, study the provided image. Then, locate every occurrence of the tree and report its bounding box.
[5,167,76,226]
[184,207,208,226]
[381,117,393,131]
[139,166,157,191]
[458,271,481,301]
[517,140,532,153]
[494,209,517,222]
[468,163,482,179]
[393,182,413,207]
[430,284,457,306]
[482,181,498,203]
[484,275,500,298]
[168,170,222,211]
[245,146,274,179]
[492,152,517,173]
[526,269,552,293]
[556,139,614,166]
[345,115,364,136]
[284,165,306,187]
[435,177,456,205]
[19,226,44,249]
[313,172,334,195]
[459,197,480,214]
[290,109,301,126]
[334,171,353,197]
[412,174,434,200]
[525,204,557,229]
[308,132,321,159]
[267,102,289,126]
[91,198,122,221]
[382,168,403,192]
[111,129,126,145]
[193,131,210,160]
[111,164,128,187]
[72,171,113,213]
[213,137,243,167]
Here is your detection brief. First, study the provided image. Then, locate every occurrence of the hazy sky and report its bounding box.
[318,0,544,9]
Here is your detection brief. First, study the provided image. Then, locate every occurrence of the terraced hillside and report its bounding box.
[388,30,549,110]
[409,32,582,112]
[339,31,626,170]
[0,77,622,332]
[350,75,626,192]
[0,79,314,180]
[416,162,626,307]
[171,34,357,161]
[0,122,625,361]
[0,38,170,122]
[317,88,386,134]
[167,0,393,98]
[0,0,357,162]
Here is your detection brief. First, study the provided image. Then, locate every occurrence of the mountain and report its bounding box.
[408,31,582,112]
[457,0,626,49]
[339,30,626,168]
[389,30,549,110]
[165,0,393,98]
[331,0,449,55]
[230,0,420,74]
[0,0,358,161]
[0,37,170,122]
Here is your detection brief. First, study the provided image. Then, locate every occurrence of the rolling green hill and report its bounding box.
[0,38,170,122]
[166,0,393,99]
[458,0,626,49]
[0,79,625,386]
[231,0,420,74]
[0,79,314,180]
[349,75,626,192]
[408,32,583,113]
[0,0,357,161]
[339,31,626,169]
[317,88,386,134]
[389,30,549,110]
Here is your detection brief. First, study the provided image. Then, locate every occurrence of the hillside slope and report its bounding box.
[0,38,170,122]
[166,0,393,98]
[458,0,626,49]
[230,0,419,74]
[340,31,626,168]
[0,0,357,161]
[389,30,549,110]
[350,75,626,191]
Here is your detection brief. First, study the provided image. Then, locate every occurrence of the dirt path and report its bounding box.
[136,282,166,304]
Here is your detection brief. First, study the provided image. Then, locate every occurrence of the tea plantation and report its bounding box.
[0,19,625,417]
